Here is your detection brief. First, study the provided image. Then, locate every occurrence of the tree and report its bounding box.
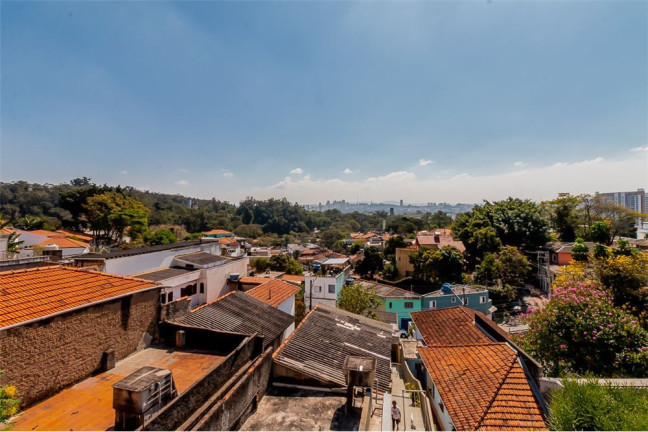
[84,192,150,244]
[571,238,589,262]
[233,224,263,238]
[544,193,581,242]
[421,211,453,230]
[593,252,648,309]
[411,246,464,285]
[268,254,303,275]
[356,247,384,279]
[516,281,648,377]
[337,283,379,317]
[590,221,612,245]
[0,371,20,424]
[250,257,270,273]
[145,228,177,246]
[473,246,530,287]
[384,235,407,257]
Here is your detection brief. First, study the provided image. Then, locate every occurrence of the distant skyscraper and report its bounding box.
[400,199,404,206]
[390,207,394,216]
[596,188,646,225]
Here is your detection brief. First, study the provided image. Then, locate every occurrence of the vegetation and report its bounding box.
[337,283,379,317]
[355,248,384,279]
[548,377,648,431]
[268,254,303,275]
[473,246,531,287]
[0,373,20,424]
[410,245,465,285]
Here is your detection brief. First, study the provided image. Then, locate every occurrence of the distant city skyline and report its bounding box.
[1,2,646,203]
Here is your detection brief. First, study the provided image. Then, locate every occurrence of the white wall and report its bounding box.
[425,370,454,430]
[278,295,296,339]
[204,257,249,303]
[304,275,338,308]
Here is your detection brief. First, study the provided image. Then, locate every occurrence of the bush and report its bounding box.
[515,281,648,377]
[549,377,648,431]
[0,374,20,424]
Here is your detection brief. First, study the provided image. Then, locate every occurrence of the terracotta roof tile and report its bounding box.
[203,229,234,236]
[411,307,493,346]
[239,276,271,285]
[279,274,305,283]
[245,279,300,308]
[34,237,89,249]
[419,344,546,431]
[0,266,157,328]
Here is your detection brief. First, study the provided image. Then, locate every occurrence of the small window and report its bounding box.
[430,301,436,309]
[480,296,486,304]
[200,283,205,294]
[328,284,336,294]
[451,297,456,303]
[318,286,322,293]
[389,302,393,309]
[462,298,469,305]
[168,292,174,302]
[404,302,414,309]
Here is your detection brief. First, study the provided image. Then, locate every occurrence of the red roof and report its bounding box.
[34,237,89,249]
[411,307,494,346]
[418,343,546,431]
[245,279,300,308]
[0,266,157,328]
[279,274,305,283]
[239,276,271,285]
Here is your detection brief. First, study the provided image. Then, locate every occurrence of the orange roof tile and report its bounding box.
[55,229,93,242]
[34,237,89,249]
[24,229,65,237]
[0,266,158,328]
[279,274,305,283]
[245,279,300,308]
[203,229,234,236]
[216,237,238,246]
[411,307,493,346]
[418,344,546,431]
[239,276,271,285]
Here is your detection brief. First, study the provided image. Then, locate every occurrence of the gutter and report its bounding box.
[1,285,161,332]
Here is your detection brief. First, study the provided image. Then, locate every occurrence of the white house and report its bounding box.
[304,258,351,310]
[245,279,300,339]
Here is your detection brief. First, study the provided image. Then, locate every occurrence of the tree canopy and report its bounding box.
[337,283,379,318]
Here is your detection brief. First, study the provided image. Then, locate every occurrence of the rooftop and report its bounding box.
[75,239,207,260]
[0,266,157,329]
[410,307,494,346]
[416,234,466,252]
[32,237,89,249]
[239,276,271,285]
[174,251,229,266]
[134,266,198,282]
[273,304,392,393]
[12,346,225,431]
[245,279,300,308]
[357,280,420,298]
[418,343,546,431]
[171,291,294,349]
[203,229,234,236]
[424,284,489,297]
[278,273,305,283]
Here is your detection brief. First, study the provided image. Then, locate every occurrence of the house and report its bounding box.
[202,229,235,238]
[546,241,596,266]
[416,229,466,252]
[357,280,423,330]
[277,273,305,286]
[245,279,300,338]
[304,259,351,310]
[395,246,417,279]
[25,236,90,257]
[272,304,393,394]
[411,307,547,431]
[423,283,495,317]
[168,291,294,351]
[0,266,160,406]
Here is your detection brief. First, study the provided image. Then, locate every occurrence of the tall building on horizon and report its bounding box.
[595,188,647,225]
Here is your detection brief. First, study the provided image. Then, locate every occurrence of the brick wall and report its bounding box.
[0,289,160,406]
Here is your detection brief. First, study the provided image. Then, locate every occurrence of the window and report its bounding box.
[160,294,166,304]
[317,286,322,293]
[200,283,205,294]
[429,301,436,309]
[462,298,469,305]
[451,297,456,303]
[480,296,486,304]
[328,284,336,294]
[404,302,414,309]
[168,292,173,302]
[389,302,393,309]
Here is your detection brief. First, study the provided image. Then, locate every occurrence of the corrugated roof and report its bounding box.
[172,291,293,349]
[245,279,300,308]
[76,240,206,260]
[174,251,229,266]
[0,266,158,328]
[418,344,546,431]
[273,304,392,393]
[411,307,494,346]
[134,267,198,282]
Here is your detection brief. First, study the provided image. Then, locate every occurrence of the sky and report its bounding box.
[1,1,647,205]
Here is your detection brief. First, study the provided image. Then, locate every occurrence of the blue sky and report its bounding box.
[2,1,646,203]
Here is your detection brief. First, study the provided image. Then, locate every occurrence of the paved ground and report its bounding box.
[12,347,225,431]
[241,386,362,431]
[388,364,425,431]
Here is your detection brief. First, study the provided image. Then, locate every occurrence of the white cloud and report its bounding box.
[631,146,648,152]
[419,159,434,166]
[513,161,527,168]
[119,170,128,175]
[290,168,303,175]
[175,179,189,186]
[343,168,354,174]
[247,155,644,203]
[223,170,234,178]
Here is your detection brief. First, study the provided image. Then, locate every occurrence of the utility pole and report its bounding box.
[309,279,314,311]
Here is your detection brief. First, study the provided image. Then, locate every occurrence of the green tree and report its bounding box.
[544,193,580,242]
[421,211,453,230]
[384,235,407,257]
[268,254,303,275]
[337,283,379,317]
[356,247,384,279]
[590,221,612,245]
[233,224,263,238]
[145,228,177,246]
[250,257,270,273]
[84,192,150,244]
[571,238,589,261]
[320,228,345,249]
[412,246,464,284]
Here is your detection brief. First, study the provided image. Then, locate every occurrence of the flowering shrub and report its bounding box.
[0,378,20,424]
[515,281,648,377]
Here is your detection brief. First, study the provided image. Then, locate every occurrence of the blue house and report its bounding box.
[422,284,494,317]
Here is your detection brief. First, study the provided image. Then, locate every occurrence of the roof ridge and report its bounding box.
[424,342,504,348]
[190,290,237,311]
[474,350,518,430]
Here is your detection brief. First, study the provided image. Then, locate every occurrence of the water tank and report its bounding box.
[441,283,453,294]
[229,273,240,281]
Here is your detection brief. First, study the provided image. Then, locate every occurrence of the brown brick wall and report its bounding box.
[0,289,160,407]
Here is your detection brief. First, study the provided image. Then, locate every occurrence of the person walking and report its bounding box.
[391,400,401,431]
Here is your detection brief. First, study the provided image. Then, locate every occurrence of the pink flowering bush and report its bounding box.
[515,281,648,377]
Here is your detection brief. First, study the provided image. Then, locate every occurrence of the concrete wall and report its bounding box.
[0,289,160,407]
[104,243,221,276]
[423,291,492,316]
[277,296,296,339]
[204,258,249,303]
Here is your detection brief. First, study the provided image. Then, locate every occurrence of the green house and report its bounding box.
[358,280,423,330]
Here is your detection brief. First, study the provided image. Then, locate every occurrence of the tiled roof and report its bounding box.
[0,266,158,328]
[172,291,293,349]
[23,229,64,237]
[273,304,392,393]
[203,229,234,236]
[411,307,493,346]
[34,237,89,249]
[418,344,546,431]
[279,274,305,283]
[216,237,238,246]
[246,279,300,308]
[55,229,93,242]
[417,235,466,252]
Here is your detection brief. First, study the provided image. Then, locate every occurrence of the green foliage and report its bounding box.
[405,382,421,407]
[356,247,384,279]
[233,224,263,238]
[144,228,177,246]
[544,193,581,242]
[84,192,150,244]
[571,238,589,262]
[516,281,648,377]
[592,252,648,309]
[590,221,612,245]
[384,235,407,257]
[411,245,464,285]
[320,228,345,249]
[268,254,303,275]
[0,372,20,424]
[337,283,379,317]
[549,377,648,431]
[350,240,365,254]
[250,257,271,273]
[421,211,453,230]
[381,262,398,281]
